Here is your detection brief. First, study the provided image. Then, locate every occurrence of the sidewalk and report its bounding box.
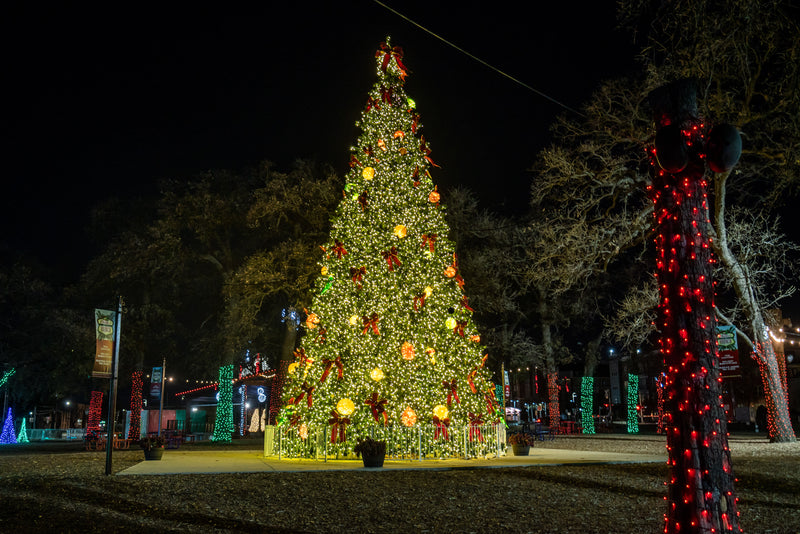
[118,448,665,475]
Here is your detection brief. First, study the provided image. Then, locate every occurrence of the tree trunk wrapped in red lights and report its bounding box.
[648,80,740,533]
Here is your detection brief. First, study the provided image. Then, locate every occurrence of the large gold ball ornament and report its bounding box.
[433,404,449,420]
[288,362,299,375]
[321,266,328,275]
[423,286,433,297]
[393,224,408,238]
[401,341,415,361]
[336,398,355,416]
[470,335,481,343]
[401,406,417,427]
[370,367,385,381]
[362,167,375,180]
[305,313,320,329]
[428,189,440,204]
[445,317,457,330]
[349,315,359,326]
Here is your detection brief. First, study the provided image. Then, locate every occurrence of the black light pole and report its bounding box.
[104,296,123,476]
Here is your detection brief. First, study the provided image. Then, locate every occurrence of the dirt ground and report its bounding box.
[0,433,797,533]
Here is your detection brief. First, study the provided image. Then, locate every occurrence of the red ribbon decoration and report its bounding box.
[484,391,496,415]
[467,368,478,394]
[293,347,312,367]
[294,382,315,408]
[442,379,460,406]
[453,320,467,337]
[320,356,344,383]
[328,411,350,443]
[468,412,485,442]
[332,240,348,259]
[365,96,381,112]
[411,112,420,134]
[420,136,441,168]
[365,392,389,425]
[411,166,421,187]
[314,327,327,344]
[433,416,450,440]
[350,266,366,289]
[412,292,426,311]
[460,295,474,312]
[380,85,393,104]
[421,233,437,253]
[288,414,300,427]
[455,273,465,289]
[375,42,408,80]
[382,246,402,271]
[349,155,361,168]
[358,190,368,211]
[362,312,380,335]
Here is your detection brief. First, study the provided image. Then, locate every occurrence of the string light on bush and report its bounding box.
[581,376,595,434]
[211,365,235,442]
[627,374,639,434]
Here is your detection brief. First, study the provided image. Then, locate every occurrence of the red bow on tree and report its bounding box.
[468,412,484,442]
[349,155,361,168]
[365,392,389,425]
[411,112,420,134]
[350,266,366,289]
[358,190,369,211]
[375,42,408,80]
[365,96,381,112]
[382,247,402,271]
[420,136,441,168]
[380,85,393,104]
[314,326,327,344]
[328,411,350,443]
[411,166,421,187]
[433,416,450,440]
[453,320,467,338]
[331,240,348,259]
[294,382,315,408]
[460,295,474,312]
[320,356,344,383]
[421,233,437,253]
[442,378,460,406]
[288,413,301,427]
[293,347,312,367]
[412,292,426,311]
[362,312,380,335]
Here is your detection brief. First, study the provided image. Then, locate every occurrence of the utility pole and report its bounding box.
[104,296,123,476]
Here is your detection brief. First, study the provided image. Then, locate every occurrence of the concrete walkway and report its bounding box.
[118,448,665,476]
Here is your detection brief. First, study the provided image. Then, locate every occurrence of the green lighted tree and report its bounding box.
[279,39,498,453]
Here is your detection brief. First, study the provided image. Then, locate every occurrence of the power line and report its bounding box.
[372,0,586,118]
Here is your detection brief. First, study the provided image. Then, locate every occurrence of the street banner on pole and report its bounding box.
[717,325,741,378]
[150,367,163,398]
[92,309,115,378]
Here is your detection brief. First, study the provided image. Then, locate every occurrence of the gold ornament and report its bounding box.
[393,224,408,238]
[298,423,308,440]
[428,187,440,204]
[305,313,320,329]
[470,335,481,343]
[399,147,408,155]
[445,317,457,330]
[377,139,387,151]
[321,266,328,275]
[362,167,375,180]
[370,367,385,381]
[401,406,417,427]
[443,266,456,278]
[424,286,433,297]
[433,404,449,420]
[393,130,405,139]
[401,341,415,361]
[288,362,299,375]
[336,398,355,416]
[349,315,359,326]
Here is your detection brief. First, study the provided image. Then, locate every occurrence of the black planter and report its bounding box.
[511,444,530,456]
[144,447,165,461]
[362,454,385,468]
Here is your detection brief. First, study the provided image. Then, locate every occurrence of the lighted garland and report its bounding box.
[580,376,595,434]
[0,408,16,445]
[277,38,496,457]
[211,364,235,442]
[627,373,639,434]
[86,391,104,436]
[0,368,15,389]
[128,370,143,440]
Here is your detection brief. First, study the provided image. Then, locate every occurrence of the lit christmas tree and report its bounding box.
[279,38,498,456]
[0,408,17,445]
[16,416,29,443]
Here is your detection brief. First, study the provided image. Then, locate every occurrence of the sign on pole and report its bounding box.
[150,367,163,398]
[92,309,115,378]
[717,325,741,378]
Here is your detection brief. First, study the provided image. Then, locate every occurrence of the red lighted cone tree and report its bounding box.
[648,80,740,533]
[278,38,497,455]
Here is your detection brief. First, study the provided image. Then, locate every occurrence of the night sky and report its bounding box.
[3,2,637,281]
